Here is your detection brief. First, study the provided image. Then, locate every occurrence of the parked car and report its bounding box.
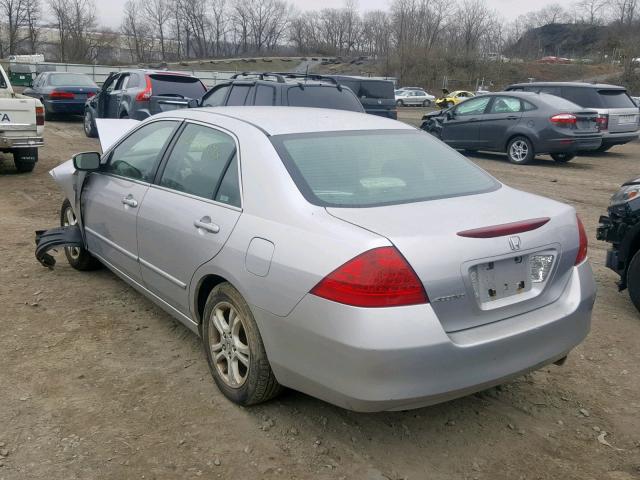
[23,72,98,120]
[36,107,595,412]
[597,178,640,313]
[326,75,397,119]
[0,64,44,172]
[83,69,207,137]
[421,92,602,164]
[191,72,364,114]
[506,82,640,152]
[395,89,435,107]
[435,89,475,108]
[400,86,426,91]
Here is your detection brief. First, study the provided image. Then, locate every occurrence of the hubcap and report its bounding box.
[63,207,80,259]
[510,140,529,162]
[208,302,250,388]
[84,113,91,133]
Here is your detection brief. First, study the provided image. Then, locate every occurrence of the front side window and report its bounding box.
[105,121,178,182]
[159,123,238,203]
[271,130,499,208]
[455,97,490,116]
[489,96,522,114]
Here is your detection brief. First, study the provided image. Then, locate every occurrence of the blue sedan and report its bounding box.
[23,72,99,119]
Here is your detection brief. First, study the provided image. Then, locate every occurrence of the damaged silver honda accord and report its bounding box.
[36,107,596,412]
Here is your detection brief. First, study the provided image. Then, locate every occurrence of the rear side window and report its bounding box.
[254,85,275,106]
[149,74,207,98]
[227,85,252,106]
[286,86,364,112]
[271,130,499,207]
[489,97,521,113]
[598,89,636,108]
[159,123,238,203]
[202,84,230,107]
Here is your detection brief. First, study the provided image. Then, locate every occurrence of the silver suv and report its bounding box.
[506,82,640,152]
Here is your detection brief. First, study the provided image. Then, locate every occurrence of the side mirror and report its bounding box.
[187,98,200,108]
[73,152,101,171]
[446,110,455,120]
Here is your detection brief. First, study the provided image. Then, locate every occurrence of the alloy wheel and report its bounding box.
[510,139,529,163]
[208,301,250,388]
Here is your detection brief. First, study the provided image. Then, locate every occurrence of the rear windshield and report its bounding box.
[150,75,207,99]
[337,79,394,99]
[271,130,499,208]
[286,86,364,112]
[597,89,636,108]
[48,73,95,87]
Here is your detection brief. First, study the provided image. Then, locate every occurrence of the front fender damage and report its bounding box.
[35,225,83,269]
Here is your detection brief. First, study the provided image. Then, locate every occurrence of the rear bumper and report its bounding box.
[0,135,44,149]
[254,261,596,412]
[539,134,602,153]
[601,131,639,146]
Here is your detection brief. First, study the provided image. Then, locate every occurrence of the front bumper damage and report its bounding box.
[35,225,83,269]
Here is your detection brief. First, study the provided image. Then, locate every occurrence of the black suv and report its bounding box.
[84,69,207,137]
[326,75,397,119]
[192,72,364,113]
[506,82,640,152]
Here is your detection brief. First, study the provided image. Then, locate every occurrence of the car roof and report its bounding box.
[508,81,626,90]
[162,107,414,136]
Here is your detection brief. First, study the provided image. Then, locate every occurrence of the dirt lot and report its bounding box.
[1,110,639,480]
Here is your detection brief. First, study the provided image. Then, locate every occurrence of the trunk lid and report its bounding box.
[606,108,639,134]
[327,186,580,332]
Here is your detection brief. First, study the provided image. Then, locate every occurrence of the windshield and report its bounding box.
[598,89,636,108]
[271,130,499,207]
[48,73,96,87]
[150,75,207,98]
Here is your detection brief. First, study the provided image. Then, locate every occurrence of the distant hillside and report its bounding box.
[508,23,612,60]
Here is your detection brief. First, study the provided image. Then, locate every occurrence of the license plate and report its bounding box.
[618,115,638,125]
[75,94,87,100]
[577,120,592,129]
[470,255,532,304]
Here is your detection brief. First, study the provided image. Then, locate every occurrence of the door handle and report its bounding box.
[506,116,519,120]
[121,195,138,208]
[194,216,220,234]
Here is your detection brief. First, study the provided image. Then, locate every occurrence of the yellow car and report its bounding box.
[435,89,475,109]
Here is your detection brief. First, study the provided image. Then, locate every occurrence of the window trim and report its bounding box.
[151,119,243,211]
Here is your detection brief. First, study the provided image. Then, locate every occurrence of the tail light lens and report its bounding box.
[575,215,588,265]
[35,106,44,126]
[135,75,153,102]
[310,247,428,308]
[596,114,609,131]
[550,113,577,126]
[87,92,96,98]
[49,90,75,99]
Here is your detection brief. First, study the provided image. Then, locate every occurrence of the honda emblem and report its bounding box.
[509,236,522,251]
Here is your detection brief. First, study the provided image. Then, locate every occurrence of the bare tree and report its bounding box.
[613,0,638,25]
[0,0,28,54]
[576,0,609,25]
[48,0,97,62]
[24,0,40,52]
[142,0,169,60]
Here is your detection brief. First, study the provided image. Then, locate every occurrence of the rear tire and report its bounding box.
[422,100,432,107]
[396,100,404,107]
[551,153,576,163]
[202,283,281,406]
[627,250,640,314]
[13,148,38,173]
[60,199,101,271]
[84,109,97,138]
[507,136,535,165]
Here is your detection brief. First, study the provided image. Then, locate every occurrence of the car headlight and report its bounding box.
[610,185,640,206]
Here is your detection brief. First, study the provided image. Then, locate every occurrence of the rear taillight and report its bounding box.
[596,114,609,131]
[550,113,577,126]
[575,215,588,265]
[49,90,75,99]
[87,92,96,98]
[35,106,44,126]
[310,246,428,308]
[136,75,153,102]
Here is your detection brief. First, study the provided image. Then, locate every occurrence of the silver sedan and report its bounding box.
[38,107,596,412]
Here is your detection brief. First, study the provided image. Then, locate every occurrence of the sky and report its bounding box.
[96,0,563,28]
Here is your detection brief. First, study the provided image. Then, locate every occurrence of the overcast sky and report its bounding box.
[97,0,562,28]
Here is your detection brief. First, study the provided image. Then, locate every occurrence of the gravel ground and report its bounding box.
[0,111,639,480]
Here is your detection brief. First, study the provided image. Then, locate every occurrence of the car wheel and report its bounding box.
[551,153,576,163]
[507,136,535,165]
[60,199,102,270]
[13,148,37,173]
[422,100,432,107]
[84,110,97,138]
[396,100,404,107]
[627,249,640,314]
[202,283,282,406]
